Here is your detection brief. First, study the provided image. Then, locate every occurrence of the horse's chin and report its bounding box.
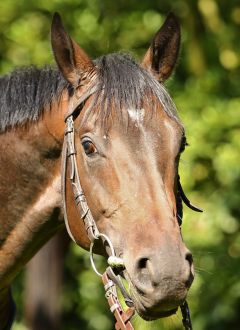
[130,291,179,321]
[135,303,178,321]
[126,280,182,321]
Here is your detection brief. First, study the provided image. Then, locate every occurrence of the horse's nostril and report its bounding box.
[185,252,193,266]
[137,257,148,270]
[185,251,194,288]
[135,257,152,291]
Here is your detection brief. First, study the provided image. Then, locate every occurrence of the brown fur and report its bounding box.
[0,101,67,329]
[51,13,193,320]
[0,12,193,327]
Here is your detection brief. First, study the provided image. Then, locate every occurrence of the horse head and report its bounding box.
[51,13,194,321]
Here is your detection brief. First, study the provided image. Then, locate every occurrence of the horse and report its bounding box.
[0,12,201,330]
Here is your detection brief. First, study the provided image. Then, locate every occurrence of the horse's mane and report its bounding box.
[0,66,68,132]
[0,53,179,132]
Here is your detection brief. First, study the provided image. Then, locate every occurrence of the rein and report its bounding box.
[61,85,200,330]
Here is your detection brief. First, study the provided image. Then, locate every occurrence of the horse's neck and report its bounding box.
[0,99,67,287]
[0,120,62,235]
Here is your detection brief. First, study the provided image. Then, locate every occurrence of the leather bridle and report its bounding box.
[61,83,202,330]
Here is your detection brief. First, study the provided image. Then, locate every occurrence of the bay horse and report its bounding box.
[0,12,201,330]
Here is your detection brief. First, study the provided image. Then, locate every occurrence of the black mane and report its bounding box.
[0,54,179,132]
[0,66,68,132]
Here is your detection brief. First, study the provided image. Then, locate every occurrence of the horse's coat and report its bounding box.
[0,13,195,329]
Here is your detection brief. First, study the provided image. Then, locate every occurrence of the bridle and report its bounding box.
[61,82,202,330]
[61,83,136,329]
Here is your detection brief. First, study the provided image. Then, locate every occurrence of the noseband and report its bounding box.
[61,84,201,330]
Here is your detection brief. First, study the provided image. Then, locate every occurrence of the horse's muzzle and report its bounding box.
[123,245,194,320]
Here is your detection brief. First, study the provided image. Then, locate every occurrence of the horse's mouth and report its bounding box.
[130,288,179,321]
[122,272,184,321]
[137,307,178,321]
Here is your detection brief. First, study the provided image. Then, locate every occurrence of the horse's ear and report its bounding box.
[51,13,95,86]
[141,13,181,82]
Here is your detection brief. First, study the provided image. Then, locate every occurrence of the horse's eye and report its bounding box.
[180,136,188,153]
[82,139,98,156]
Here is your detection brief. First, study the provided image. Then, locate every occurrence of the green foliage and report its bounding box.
[1,0,239,329]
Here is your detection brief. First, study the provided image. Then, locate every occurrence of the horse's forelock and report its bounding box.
[88,53,180,126]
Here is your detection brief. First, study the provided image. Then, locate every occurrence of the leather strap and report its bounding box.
[61,133,76,243]
[180,301,193,330]
[61,115,99,243]
[102,270,135,330]
[106,267,133,308]
[61,84,100,244]
[64,84,99,121]
[177,175,203,213]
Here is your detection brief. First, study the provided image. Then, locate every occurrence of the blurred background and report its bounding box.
[0,0,239,329]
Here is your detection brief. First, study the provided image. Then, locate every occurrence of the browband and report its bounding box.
[64,83,100,122]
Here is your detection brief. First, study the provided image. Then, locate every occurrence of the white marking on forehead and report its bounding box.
[127,108,145,127]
